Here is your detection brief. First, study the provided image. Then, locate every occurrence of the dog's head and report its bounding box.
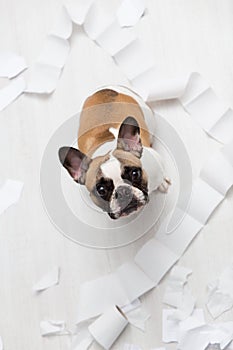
[59,117,149,219]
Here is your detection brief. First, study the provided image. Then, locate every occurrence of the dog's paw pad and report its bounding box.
[158,177,171,193]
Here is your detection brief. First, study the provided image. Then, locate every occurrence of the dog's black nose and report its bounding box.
[115,186,132,205]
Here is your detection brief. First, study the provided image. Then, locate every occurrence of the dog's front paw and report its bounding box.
[158,177,171,193]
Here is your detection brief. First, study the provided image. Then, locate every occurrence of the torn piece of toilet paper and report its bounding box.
[134,239,178,284]
[114,39,155,80]
[50,6,73,40]
[33,267,60,292]
[162,308,205,343]
[117,0,146,27]
[76,262,154,324]
[168,288,196,321]
[0,179,24,215]
[178,322,233,350]
[131,71,233,144]
[200,144,233,196]
[121,299,141,314]
[206,264,233,318]
[186,177,224,225]
[126,306,150,332]
[83,2,114,40]
[163,265,195,321]
[163,266,192,308]
[25,34,69,94]
[0,76,25,112]
[40,320,67,336]
[132,68,189,102]
[64,0,95,25]
[24,63,61,94]
[0,52,27,78]
[156,211,203,255]
[71,330,94,350]
[95,20,137,56]
[88,305,128,350]
[0,336,3,350]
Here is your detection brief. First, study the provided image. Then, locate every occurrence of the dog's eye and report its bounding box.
[96,184,107,197]
[131,168,141,181]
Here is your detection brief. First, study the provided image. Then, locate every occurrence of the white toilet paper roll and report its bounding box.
[88,305,128,349]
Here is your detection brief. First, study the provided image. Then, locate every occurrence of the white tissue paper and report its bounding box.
[64,0,95,25]
[95,20,137,57]
[117,0,146,28]
[88,305,128,350]
[126,306,150,332]
[33,266,60,292]
[178,322,233,350]
[76,262,154,324]
[163,266,192,308]
[114,39,155,80]
[186,177,224,225]
[134,239,178,284]
[50,6,73,40]
[162,308,205,343]
[0,179,24,215]
[206,264,233,318]
[0,51,27,78]
[40,320,66,336]
[71,330,94,350]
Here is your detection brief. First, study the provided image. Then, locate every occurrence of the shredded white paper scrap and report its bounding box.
[95,20,137,57]
[163,266,195,322]
[163,266,192,308]
[0,76,25,112]
[0,51,27,78]
[134,239,178,284]
[33,266,60,292]
[71,331,94,350]
[117,0,146,28]
[40,320,67,336]
[178,322,233,350]
[126,306,150,332]
[76,262,154,324]
[0,179,24,215]
[88,305,128,350]
[24,63,61,94]
[50,6,73,40]
[114,39,155,80]
[206,264,233,318]
[200,144,233,196]
[65,0,95,26]
[162,309,205,343]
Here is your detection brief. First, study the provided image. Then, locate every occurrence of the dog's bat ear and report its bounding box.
[117,116,142,158]
[58,147,92,184]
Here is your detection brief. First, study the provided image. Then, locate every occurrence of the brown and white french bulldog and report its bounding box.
[59,88,170,219]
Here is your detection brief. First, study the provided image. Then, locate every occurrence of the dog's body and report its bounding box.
[78,88,151,156]
[59,88,170,219]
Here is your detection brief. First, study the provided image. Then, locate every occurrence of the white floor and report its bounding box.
[0,0,233,349]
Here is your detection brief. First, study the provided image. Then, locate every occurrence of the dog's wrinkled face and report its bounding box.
[59,117,149,219]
